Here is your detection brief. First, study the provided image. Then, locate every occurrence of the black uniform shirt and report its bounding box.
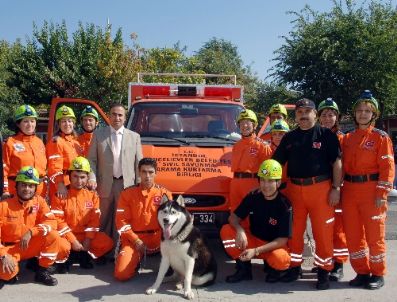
[234,190,292,242]
[272,124,341,178]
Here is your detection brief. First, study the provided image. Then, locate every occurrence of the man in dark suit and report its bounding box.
[88,103,143,242]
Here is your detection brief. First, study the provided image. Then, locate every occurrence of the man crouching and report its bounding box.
[221,159,292,283]
[0,167,59,287]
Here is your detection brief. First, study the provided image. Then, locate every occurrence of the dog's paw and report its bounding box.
[146,287,157,295]
[184,290,194,300]
[175,281,183,290]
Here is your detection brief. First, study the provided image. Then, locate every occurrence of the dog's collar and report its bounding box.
[172,220,194,242]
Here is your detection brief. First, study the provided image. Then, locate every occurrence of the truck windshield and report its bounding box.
[128,102,244,145]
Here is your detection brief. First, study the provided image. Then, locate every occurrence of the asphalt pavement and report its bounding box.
[1,237,397,302]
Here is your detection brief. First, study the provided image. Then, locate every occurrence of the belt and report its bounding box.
[113,176,123,180]
[344,173,379,183]
[290,174,330,186]
[234,172,257,179]
[133,230,158,234]
[2,242,17,246]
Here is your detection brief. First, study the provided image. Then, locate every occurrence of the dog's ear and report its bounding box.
[160,194,170,205]
[176,195,185,207]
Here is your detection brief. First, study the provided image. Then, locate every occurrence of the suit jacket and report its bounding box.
[88,126,143,198]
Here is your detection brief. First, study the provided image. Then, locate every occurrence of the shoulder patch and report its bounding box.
[372,128,388,137]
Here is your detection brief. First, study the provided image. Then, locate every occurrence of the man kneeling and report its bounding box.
[0,167,59,287]
[52,157,113,272]
[221,159,292,283]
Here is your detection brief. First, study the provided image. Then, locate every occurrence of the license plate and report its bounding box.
[193,212,215,224]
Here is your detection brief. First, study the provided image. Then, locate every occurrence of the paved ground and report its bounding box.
[1,200,396,301]
[1,238,397,302]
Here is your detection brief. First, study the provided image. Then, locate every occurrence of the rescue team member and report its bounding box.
[46,105,83,202]
[78,106,99,157]
[270,120,290,154]
[221,159,292,283]
[230,109,272,212]
[317,98,348,281]
[273,98,342,290]
[2,105,47,198]
[341,90,395,290]
[114,158,172,281]
[0,167,59,287]
[51,157,113,272]
[260,104,288,143]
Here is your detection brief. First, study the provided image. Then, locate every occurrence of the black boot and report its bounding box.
[280,266,302,283]
[55,261,70,274]
[79,251,94,269]
[365,275,384,290]
[329,262,344,281]
[34,267,58,286]
[265,268,285,283]
[0,274,19,289]
[26,257,39,272]
[225,260,252,283]
[349,274,370,287]
[316,268,330,290]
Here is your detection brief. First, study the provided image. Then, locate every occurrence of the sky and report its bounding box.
[1,0,394,80]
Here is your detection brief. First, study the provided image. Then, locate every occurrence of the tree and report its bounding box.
[7,21,141,109]
[273,0,397,116]
[0,40,21,134]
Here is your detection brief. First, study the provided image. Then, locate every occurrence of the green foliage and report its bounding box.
[7,21,140,110]
[273,0,397,116]
[0,41,21,135]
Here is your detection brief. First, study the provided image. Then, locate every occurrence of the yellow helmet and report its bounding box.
[14,105,38,122]
[15,166,40,185]
[257,159,282,180]
[269,104,287,117]
[56,105,76,121]
[81,105,99,120]
[69,156,91,173]
[271,120,290,132]
[237,109,258,126]
[353,90,380,115]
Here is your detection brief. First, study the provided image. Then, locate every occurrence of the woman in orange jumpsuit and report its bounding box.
[342,90,395,290]
[2,105,47,198]
[317,98,348,281]
[46,105,82,202]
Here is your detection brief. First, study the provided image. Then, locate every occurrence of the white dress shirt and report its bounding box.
[110,126,124,178]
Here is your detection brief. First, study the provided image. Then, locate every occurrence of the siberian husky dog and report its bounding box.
[146,195,217,300]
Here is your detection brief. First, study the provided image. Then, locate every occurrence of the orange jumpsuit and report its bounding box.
[2,133,47,197]
[77,132,93,157]
[230,134,272,212]
[333,130,348,263]
[342,126,395,276]
[114,184,172,281]
[0,195,60,281]
[52,188,113,262]
[46,133,82,202]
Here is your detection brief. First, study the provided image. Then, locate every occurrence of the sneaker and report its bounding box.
[365,275,384,290]
[35,267,58,286]
[329,262,344,281]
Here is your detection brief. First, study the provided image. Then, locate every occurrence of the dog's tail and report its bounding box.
[191,272,216,287]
